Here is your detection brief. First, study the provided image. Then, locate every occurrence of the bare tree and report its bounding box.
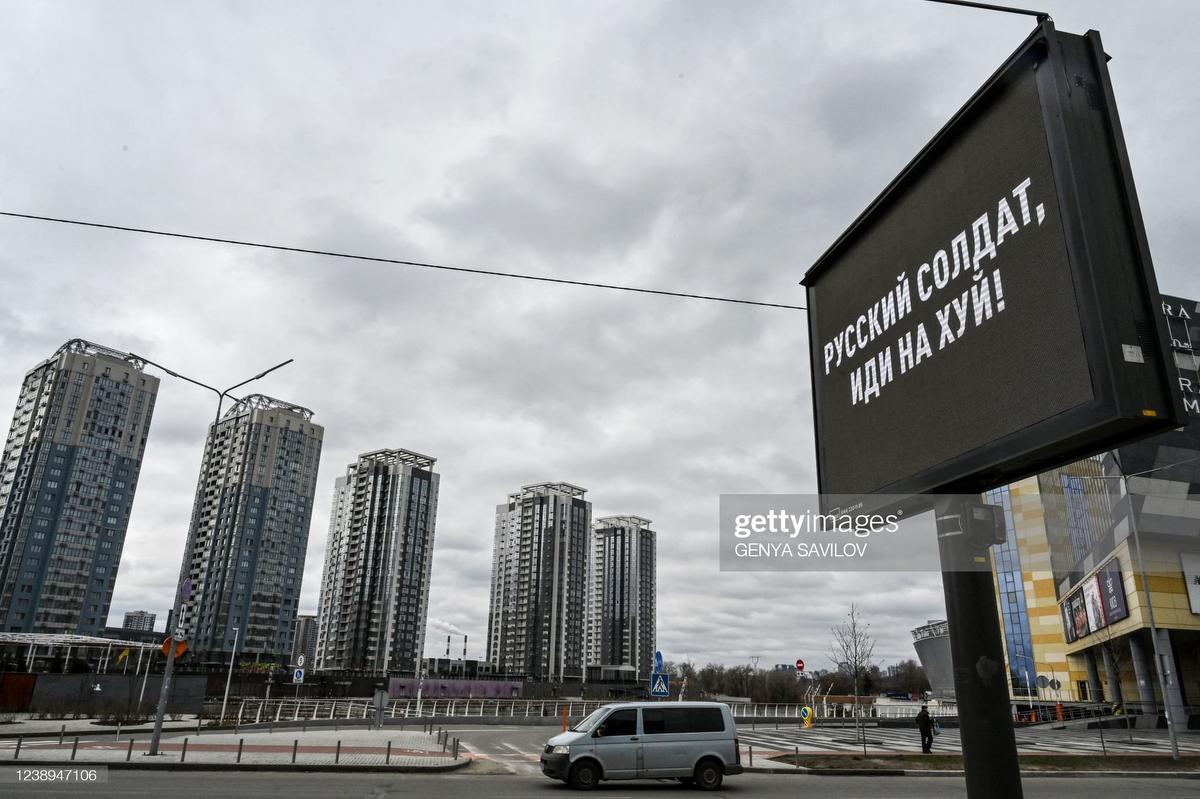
[830,603,876,752]
[1093,626,1134,742]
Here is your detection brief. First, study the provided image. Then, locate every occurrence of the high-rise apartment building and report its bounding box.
[176,394,323,663]
[123,610,156,632]
[314,449,439,674]
[487,482,591,681]
[292,614,317,666]
[0,340,159,635]
[586,516,656,680]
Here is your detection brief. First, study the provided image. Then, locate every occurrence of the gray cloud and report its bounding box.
[0,1,1196,671]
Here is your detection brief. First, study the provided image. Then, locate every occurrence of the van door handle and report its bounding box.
[630,737,639,741]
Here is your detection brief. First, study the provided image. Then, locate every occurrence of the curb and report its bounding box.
[0,726,200,740]
[744,766,1200,779]
[3,758,472,774]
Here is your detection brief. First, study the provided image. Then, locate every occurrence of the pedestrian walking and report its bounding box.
[916,704,934,753]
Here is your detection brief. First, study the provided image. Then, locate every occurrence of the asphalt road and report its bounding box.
[6,768,1199,798]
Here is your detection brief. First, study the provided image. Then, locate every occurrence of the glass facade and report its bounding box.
[986,486,1036,695]
[0,341,158,635]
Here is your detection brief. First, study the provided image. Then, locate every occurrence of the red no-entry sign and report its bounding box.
[795,658,805,672]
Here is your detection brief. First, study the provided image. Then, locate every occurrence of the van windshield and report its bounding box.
[569,708,608,733]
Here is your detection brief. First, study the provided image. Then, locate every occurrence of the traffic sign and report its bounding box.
[654,651,664,673]
[297,654,305,668]
[650,672,670,698]
[1036,675,1049,689]
[160,637,187,658]
[795,658,805,672]
[293,668,305,684]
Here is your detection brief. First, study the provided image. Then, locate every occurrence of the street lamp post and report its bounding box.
[220,626,240,725]
[138,355,294,757]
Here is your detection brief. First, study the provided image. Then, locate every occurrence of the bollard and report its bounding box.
[71,736,79,761]
[181,737,189,763]
[126,738,134,761]
[748,745,753,767]
[116,723,121,741]
[335,740,341,765]
[12,737,21,760]
[442,734,447,753]
[386,741,391,765]
[60,724,65,745]
[197,718,202,736]
[292,739,298,764]
[237,738,244,763]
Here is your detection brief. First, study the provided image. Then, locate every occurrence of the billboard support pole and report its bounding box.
[935,495,1023,799]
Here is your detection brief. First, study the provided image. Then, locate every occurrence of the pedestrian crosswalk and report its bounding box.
[736,723,1200,756]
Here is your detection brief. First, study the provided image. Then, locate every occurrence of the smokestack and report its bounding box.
[446,635,451,658]
[463,634,468,659]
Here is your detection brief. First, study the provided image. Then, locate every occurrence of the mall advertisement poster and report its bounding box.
[1098,558,1129,624]
[1182,552,1200,615]
[1082,574,1107,631]
[1068,590,1090,640]
[1061,600,1077,643]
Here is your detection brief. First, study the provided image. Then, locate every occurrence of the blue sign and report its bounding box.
[654,650,664,673]
[293,668,305,684]
[650,672,670,697]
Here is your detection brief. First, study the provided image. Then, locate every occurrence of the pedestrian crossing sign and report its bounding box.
[650,672,670,697]
[293,668,305,684]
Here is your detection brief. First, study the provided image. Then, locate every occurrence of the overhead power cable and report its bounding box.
[0,211,806,311]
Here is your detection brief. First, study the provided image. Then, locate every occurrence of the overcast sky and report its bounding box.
[2,1,1197,672]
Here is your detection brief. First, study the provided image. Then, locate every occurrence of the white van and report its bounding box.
[539,701,743,790]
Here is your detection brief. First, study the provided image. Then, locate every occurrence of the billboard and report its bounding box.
[1062,558,1128,642]
[1082,574,1106,632]
[1061,600,1077,644]
[1097,558,1128,624]
[802,22,1184,507]
[1067,589,1090,641]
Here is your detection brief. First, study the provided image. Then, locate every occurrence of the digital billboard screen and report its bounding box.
[802,23,1184,506]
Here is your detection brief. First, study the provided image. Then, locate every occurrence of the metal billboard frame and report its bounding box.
[801,20,1184,506]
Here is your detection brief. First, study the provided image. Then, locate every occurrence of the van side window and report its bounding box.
[597,709,638,737]
[642,708,726,734]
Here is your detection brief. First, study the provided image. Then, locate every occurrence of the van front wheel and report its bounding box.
[693,759,723,791]
[569,760,600,790]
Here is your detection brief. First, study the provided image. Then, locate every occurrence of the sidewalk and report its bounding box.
[0,726,470,771]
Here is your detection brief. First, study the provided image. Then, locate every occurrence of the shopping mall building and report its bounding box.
[915,294,1199,724]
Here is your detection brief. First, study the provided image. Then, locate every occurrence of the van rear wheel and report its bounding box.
[693,759,723,791]
[569,760,600,790]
